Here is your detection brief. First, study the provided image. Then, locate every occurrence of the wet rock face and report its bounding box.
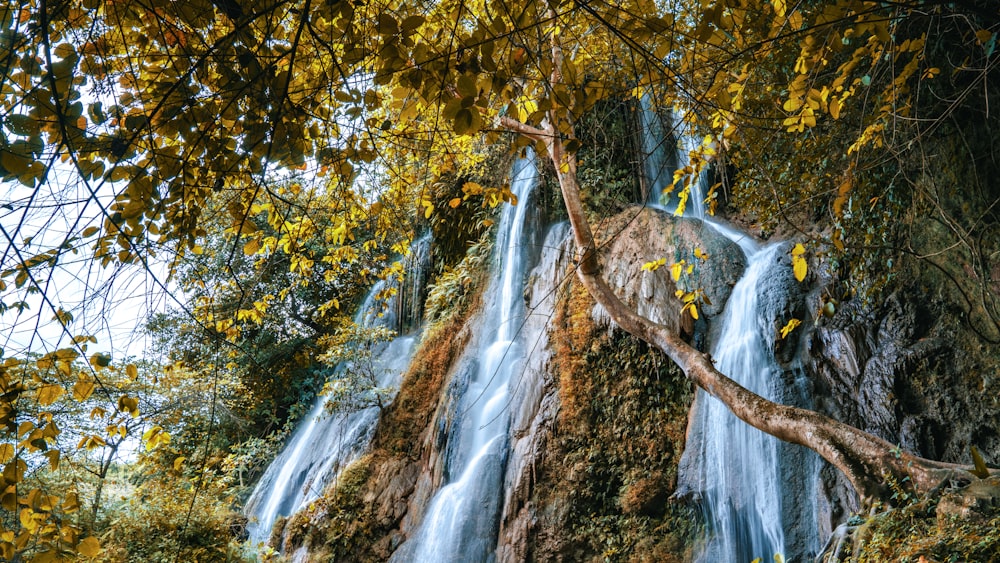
[496,223,573,563]
[807,285,1000,535]
[595,206,747,340]
[753,241,811,363]
[810,291,950,453]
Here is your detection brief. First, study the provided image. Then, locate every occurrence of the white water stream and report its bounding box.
[244,268,423,545]
[391,153,540,563]
[694,243,788,561]
[641,103,817,561]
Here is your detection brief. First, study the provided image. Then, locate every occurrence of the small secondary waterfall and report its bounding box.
[639,95,705,220]
[244,242,428,545]
[391,153,540,563]
[641,103,817,561]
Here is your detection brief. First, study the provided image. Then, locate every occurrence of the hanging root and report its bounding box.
[816,522,859,563]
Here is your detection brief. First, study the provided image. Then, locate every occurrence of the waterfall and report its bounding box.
[391,152,540,563]
[639,95,705,220]
[243,238,429,545]
[695,244,787,562]
[640,102,819,561]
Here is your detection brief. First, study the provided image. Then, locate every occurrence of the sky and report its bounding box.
[1,166,174,360]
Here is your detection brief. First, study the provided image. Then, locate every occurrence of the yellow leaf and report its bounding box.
[448,198,462,208]
[788,10,802,30]
[0,444,13,464]
[771,0,785,18]
[118,396,139,418]
[73,378,95,401]
[78,536,102,558]
[173,456,186,471]
[77,435,106,450]
[670,261,684,281]
[143,426,171,451]
[971,445,990,478]
[126,363,138,380]
[686,303,699,320]
[89,353,111,368]
[782,97,802,112]
[20,508,38,532]
[641,257,666,272]
[81,226,99,237]
[243,238,260,256]
[791,243,808,282]
[37,383,65,406]
[829,97,842,120]
[780,318,801,339]
[45,450,59,470]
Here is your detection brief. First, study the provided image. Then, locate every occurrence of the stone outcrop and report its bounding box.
[806,272,1000,543]
[595,206,747,329]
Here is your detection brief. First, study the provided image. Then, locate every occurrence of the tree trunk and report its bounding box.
[498,30,990,500]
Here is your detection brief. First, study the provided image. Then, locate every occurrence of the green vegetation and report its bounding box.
[824,493,1000,562]
[542,282,698,562]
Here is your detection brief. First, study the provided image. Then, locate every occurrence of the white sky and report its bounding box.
[1,165,174,360]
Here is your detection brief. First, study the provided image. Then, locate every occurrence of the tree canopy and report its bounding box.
[1,0,999,558]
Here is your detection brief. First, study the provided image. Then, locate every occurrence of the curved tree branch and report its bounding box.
[499,13,991,504]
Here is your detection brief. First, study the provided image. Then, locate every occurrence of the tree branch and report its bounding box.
[500,7,991,505]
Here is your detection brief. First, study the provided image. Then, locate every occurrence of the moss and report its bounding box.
[375,310,473,457]
[844,502,1000,562]
[279,304,478,561]
[532,281,698,561]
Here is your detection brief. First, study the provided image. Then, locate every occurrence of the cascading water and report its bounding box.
[391,153,540,563]
[243,241,428,545]
[641,101,817,561]
[694,243,788,562]
[639,95,705,220]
